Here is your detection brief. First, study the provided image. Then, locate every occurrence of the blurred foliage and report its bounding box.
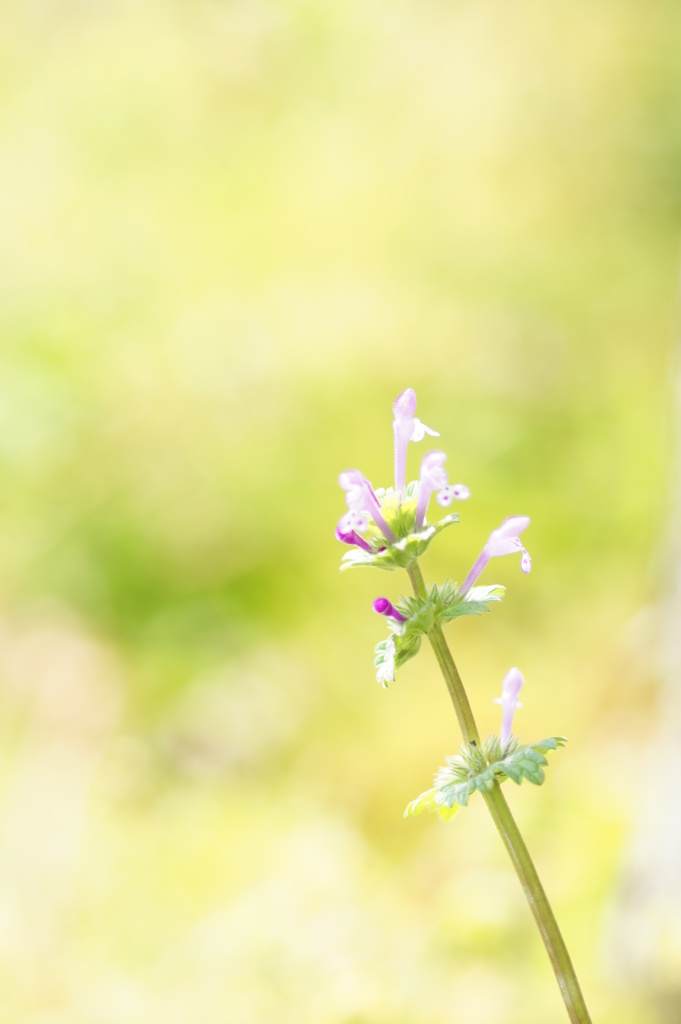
[0,0,679,1021]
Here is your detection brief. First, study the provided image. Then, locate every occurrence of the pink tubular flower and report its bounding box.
[338,470,396,543]
[414,450,469,530]
[373,597,406,623]
[393,388,439,495]
[494,667,524,746]
[459,515,531,595]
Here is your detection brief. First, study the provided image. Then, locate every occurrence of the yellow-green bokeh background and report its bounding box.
[0,2,678,1021]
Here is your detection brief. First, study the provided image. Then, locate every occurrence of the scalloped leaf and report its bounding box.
[396,581,506,636]
[438,584,505,622]
[436,765,498,807]
[374,638,396,687]
[530,736,567,753]
[407,736,567,818]
[404,787,460,821]
[438,598,501,621]
[374,632,422,686]
[339,513,460,572]
[491,737,567,788]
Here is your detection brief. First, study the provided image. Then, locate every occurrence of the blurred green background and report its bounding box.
[0,1,678,1021]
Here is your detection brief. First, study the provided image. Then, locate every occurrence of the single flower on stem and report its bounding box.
[336,388,593,1024]
[393,388,439,495]
[494,666,524,746]
[459,515,531,595]
[414,450,469,531]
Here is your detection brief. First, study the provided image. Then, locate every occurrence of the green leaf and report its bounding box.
[438,779,474,806]
[407,736,567,819]
[530,736,567,753]
[371,577,501,686]
[396,580,506,634]
[340,515,460,572]
[492,738,566,789]
[404,788,460,821]
[395,633,422,669]
[373,631,422,686]
[374,638,395,687]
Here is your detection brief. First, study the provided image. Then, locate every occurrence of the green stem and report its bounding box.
[482,786,591,1022]
[407,563,480,745]
[406,560,592,1024]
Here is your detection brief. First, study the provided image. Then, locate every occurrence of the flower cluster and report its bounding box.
[335,388,469,558]
[336,387,531,593]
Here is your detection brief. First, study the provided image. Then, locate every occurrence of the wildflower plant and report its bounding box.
[336,389,592,1024]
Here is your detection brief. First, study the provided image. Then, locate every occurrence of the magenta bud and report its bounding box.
[373,597,406,622]
[335,526,373,553]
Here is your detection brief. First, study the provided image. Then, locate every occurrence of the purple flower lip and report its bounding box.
[438,483,470,505]
[487,516,531,556]
[373,597,406,623]
[414,450,469,530]
[459,516,531,595]
[338,469,396,543]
